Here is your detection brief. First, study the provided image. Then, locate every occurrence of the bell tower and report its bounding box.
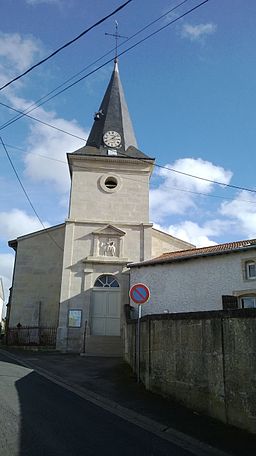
[57,61,155,352]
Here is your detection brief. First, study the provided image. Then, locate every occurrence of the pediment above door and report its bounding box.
[92,224,126,237]
[84,224,127,263]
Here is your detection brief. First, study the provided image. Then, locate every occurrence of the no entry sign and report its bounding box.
[129,283,150,305]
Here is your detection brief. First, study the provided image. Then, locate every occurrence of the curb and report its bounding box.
[0,349,231,456]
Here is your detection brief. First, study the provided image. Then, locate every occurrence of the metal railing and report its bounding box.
[7,326,57,347]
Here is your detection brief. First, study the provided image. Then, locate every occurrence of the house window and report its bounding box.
[246,261,256,279]
[241,296,256,308]
[94,275,119,288]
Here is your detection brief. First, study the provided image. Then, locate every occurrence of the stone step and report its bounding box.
[83,335,122,357]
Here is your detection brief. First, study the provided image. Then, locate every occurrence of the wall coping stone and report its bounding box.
[126,308,256,325]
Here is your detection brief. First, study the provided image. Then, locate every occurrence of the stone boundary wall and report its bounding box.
[124,308,256,434]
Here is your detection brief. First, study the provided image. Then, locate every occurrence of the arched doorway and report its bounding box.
[91,275,121,336]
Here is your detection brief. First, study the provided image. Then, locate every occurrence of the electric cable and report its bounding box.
[0,101,86,141]
[117,150,256,194]
[0,138,64,251]
[0,0,209,136]
[4,141,256,204]
[3,1,253,197]
[0,0,133,91]
[0,0,192,130]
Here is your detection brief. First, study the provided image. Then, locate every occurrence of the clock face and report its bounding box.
[103,130,122,148]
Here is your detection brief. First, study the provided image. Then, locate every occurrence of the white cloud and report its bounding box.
[0,32,41,73]
[181,23,217,41]
[24,109,87,193]
[0,209,49,241]
[150,158,232,222]
[0,253,15,307]
[154,219,231,248]
[0,31,87,200]
[220,191,256,239]
[2,90,87,195]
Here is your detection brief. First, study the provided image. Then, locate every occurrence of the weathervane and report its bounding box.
[105,21,128,63]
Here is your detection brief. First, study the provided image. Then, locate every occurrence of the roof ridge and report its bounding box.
[131,237,256,268]
[160,238,256,258]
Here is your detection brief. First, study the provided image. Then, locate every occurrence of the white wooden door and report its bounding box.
[91,290,120,336]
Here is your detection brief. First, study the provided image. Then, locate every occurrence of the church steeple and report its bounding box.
[86,60,138,151]
[73,61,153,160]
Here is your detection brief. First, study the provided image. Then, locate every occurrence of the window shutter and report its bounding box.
[222,295,238,310]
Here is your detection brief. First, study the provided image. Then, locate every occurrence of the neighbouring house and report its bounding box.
[7,61,193,354]
[129,239,256,314]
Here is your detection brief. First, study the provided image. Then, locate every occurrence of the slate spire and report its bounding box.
[73,61,153,160]
[86,60,138,150]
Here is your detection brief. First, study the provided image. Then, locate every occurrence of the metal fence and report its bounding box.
[7,326,57,347]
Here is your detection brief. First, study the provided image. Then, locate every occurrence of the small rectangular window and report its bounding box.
[241,297,256,308]
[246,262,256,279]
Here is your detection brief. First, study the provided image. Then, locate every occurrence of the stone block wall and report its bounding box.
[124,309,256,434]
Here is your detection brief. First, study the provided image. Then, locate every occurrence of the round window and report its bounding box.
[99,174,122,193]
[105,176,117,189]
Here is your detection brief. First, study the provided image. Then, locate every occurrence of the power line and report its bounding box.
[0,0,133,91]
[4,136,256,195]
[154,162,256,194]
[3,1,252,197]
[0,101,86,141]
[52,0,210,102]
[0,0,209,135]
[4,141,256,204]
[118,150,256,194]
[0,138,63,251]
[0,0,192,130]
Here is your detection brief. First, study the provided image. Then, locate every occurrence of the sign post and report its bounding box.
[129,283,150,383]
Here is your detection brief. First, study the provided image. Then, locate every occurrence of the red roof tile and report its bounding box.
[131,238,256,267]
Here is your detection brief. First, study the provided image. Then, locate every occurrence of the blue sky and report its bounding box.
[0,0,256,301]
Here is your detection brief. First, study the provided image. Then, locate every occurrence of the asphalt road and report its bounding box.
[0,351,193,456]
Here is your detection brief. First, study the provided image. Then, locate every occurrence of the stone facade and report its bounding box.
[125,310,256,434]
[151,228,194,258]
[56,155,154,351]
[7,62,193,353]
[8,225,65,327]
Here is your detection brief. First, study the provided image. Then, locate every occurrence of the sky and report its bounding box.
[0,0,256,304]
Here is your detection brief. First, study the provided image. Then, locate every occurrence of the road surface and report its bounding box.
[0,351,193,456]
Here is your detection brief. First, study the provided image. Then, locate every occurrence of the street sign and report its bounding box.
[129,283,150,305]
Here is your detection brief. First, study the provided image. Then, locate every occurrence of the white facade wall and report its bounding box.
[130,250,256,314]
[57,155,154,351]
[69,156,152,223]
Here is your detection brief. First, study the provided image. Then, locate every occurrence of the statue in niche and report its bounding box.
[101,239,116,256]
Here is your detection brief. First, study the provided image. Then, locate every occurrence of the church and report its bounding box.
[7,60,193,354]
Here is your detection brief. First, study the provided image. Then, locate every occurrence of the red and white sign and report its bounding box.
[129,283,150,305]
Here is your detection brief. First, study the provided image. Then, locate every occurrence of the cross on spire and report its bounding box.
[105,21,128,63]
